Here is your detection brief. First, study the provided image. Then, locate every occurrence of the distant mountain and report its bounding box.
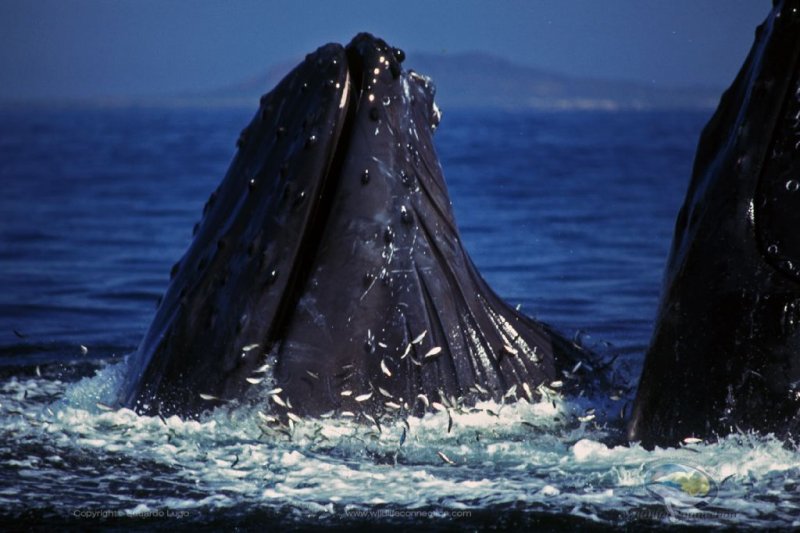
[408,52,721,110]
[186,51,722,111]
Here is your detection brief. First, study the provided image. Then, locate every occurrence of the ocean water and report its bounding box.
[1,105,799,530]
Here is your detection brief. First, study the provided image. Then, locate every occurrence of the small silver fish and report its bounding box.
[522,382,533,401]
[401,343,412,359]
[437,451,455,465]
[355,392,373,402]
[431,402,447,412]
[271,394,287,407]
[412,331,427,344]
[424,346,443,359]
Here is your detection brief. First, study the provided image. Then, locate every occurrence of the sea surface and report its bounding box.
[1,105,799,530]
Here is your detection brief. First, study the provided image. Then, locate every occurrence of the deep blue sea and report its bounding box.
[1,106,798,530]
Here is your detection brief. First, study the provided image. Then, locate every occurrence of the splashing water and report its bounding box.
[0,358,798,529]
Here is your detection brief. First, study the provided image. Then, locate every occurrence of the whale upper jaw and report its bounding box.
[119,33,586,419]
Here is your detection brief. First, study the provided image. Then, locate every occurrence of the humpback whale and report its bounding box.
[118,33,588,418]
[119,2,800,448]
[629,0,800,448]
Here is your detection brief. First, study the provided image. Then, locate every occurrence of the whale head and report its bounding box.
[117,33,590,419]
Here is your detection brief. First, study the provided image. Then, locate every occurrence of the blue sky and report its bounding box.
[0,0,769,101]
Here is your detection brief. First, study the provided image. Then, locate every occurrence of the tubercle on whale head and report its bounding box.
[344,33,441,134]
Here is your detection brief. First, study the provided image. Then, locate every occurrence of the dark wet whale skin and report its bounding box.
[119,34,585,418]
[629,0,800,448]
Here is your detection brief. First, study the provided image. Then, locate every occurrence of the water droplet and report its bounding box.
[393,48,406,63]
[361,169,370,185]
[276,126,286,139]
[400,205,412,224]
[268,269,279,285]
[305,135,317,148]
[786,179,799,192]
[382,96,391,106]
[369,108,380,121]
[248,178,257,191]
[384,226,394,244]
[400,170,414,187]
[293,190,306,207]
[363,272,374,286]
[768,244,779,255]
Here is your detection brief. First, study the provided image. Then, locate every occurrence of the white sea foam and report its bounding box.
[0,364,798,528]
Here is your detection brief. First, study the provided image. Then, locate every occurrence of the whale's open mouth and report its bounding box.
[119,33,581,419]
